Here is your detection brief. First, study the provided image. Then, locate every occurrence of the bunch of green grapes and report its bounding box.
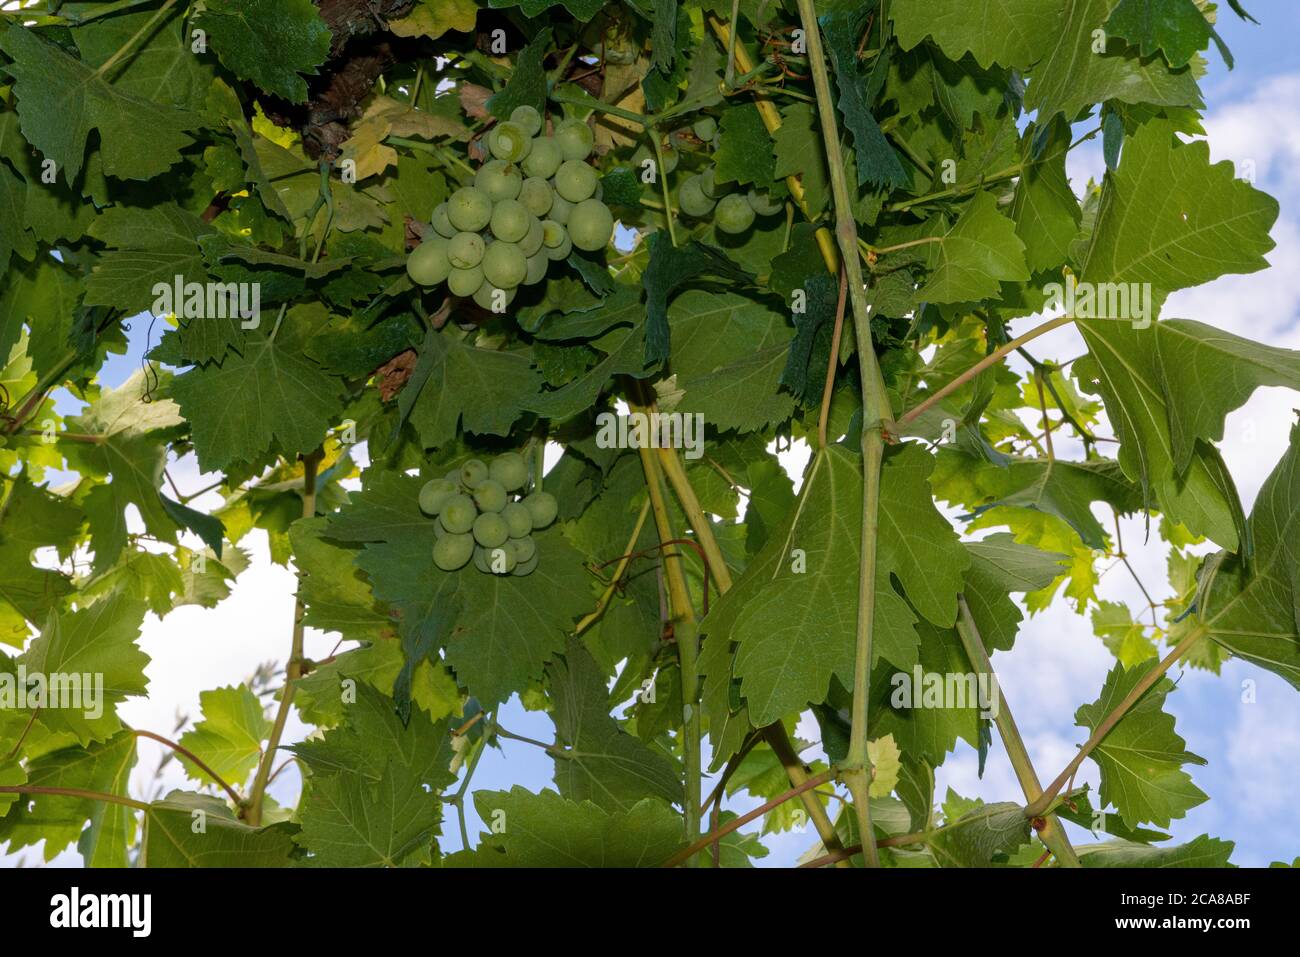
[407,105,616,309]
[418,451,558,577]
[671,115,783,235]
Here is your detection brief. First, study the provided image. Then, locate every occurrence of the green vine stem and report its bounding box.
[953,598,1081,867]
[795,0,893,867]
[0,785,149,812]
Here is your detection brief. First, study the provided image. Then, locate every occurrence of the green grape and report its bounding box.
[460,458,490,488]
[510,550,539,577]
[692,116,717,141]
[440,494,477,534]
[524,250,548,285]
[554,159,598,202]
[518,176,554,217]
[474,159,523,202]
[473,478,508,513]
[549,193,574,225]
[519,216,545,257]
[678,175,716,218]
[473,512,510,548]
[447,186,492,231]
[444,468,463,486]
[473,545,493,574]
[407,236,451,286]
[522,136,562,179]
[501,500,533,536]
[471,279,517,312]
[418,477,457,516]
[523,491,558,528]
[433,532,475,571]
[491,452,529,491]
[699,167,732,199]
[489,199,530,243]
[567,199,614,252]
[746,188,784,216]
[489,121,531,162]
[509,535,537,564]
[510,104,543,137]
[482,241,527,289]
[540,219,566,249]
[660,143,679,173]
[447,231,485,269]
[554,119,594,160]
[448,264,484,297]
[545,230,572,261]
[484,544,517,574]
[715,192,756,234]
[431,203,457,237]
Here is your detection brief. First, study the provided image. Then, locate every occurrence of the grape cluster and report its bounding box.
[406,106,615,309]
[667,115,782,235]
[419,451,558,577]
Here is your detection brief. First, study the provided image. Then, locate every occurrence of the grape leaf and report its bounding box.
[920,192,1030,304]
[194,0,332,104]
[0,26,197,183]
[712,104,777,191]
[84,204,214,315]
[929,798,1031,867]
[390,0,480,40]
[1010,120,1082,273]
[489,28,553,118]
[1105,0,1212,69]
[641,233,754,365]
[891,0,1066,70]
[144,792,296,867]
[72,6,217,112]
[1077,833,1234,867]
[962,534,1068,653]
[177,685,271,788]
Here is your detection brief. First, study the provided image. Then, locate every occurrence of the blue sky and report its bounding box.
[6,1,1300,868]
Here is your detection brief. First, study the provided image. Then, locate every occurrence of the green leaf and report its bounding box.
[171,334,346,472]
[0,26,197,183]
[1078,833,1234,867]
[84,204,214,315]
[1105,0,1211,69]
[72,6,217,112]
[712,104,777,191]
[194,0,333,103]
[144,792,296,867]
[1075,660,1207,828]
[548,639,682,811]
[451,787,685,867]
[1024,0,1204,123]
[288,517,394,643]
[1092,600,1158,665]
[177,685,271,789]
[962,533,1068,653]
[642,233,754,365]
[1011,120,1082,273]
[489,27,552,118]
[920,192,1031,304]
[779,272,837,406]
[891,0,1066,70]
[929,795,1031,867]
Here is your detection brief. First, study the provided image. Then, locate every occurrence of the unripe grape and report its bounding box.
[511,550,539,577]
[447,186,492,231]
[522,136,562,179]
[509,535,537,564]
[445,469,463,487]
[431,203,457,237]
[473,512,510,548]
[510,104,543,137]
[699,167,731,199]
[482,241,527,289]
[473,545,493,574]
[746,188,784,216]
[472,279,517,312]
[541,219,566,249]
[419,477,458,516]
[555,159,598,202]
[474,159,523,202]
[518,176,554,217]
[473,478,508,513]
[523,491,558,528]
[524,250,548,285]
[549,194,573,225]
[692,116,717,141]
[484,544,517,574]
[448,264,484,297]
[460,458,490,489]
[491,452,528,491]
[502,501,533,537]
[567,199,614,252]
[407,236,451,286]
[554,119,594,160]
[660,143,679,173]
[489,121,531,162]
[545,230,572,261]
[678,175,716,218]
[433,532,475,571]
[715,192,756,234]
[440,494,477,534]
[448,231,485,269]
[519,215,545,257]
[489,199,530,243]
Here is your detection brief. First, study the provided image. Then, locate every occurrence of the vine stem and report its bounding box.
[0,785,149,813]
[796,0,892,867]
[629,397,702,856]
[895,314,1076,431]
[1025,624,1209,820]
[574,497,652,635]
[650,132,679,246]
[133,729,243,807]
[244,448,323,826]
[662,769,834,868]
[952,598,1080,867]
